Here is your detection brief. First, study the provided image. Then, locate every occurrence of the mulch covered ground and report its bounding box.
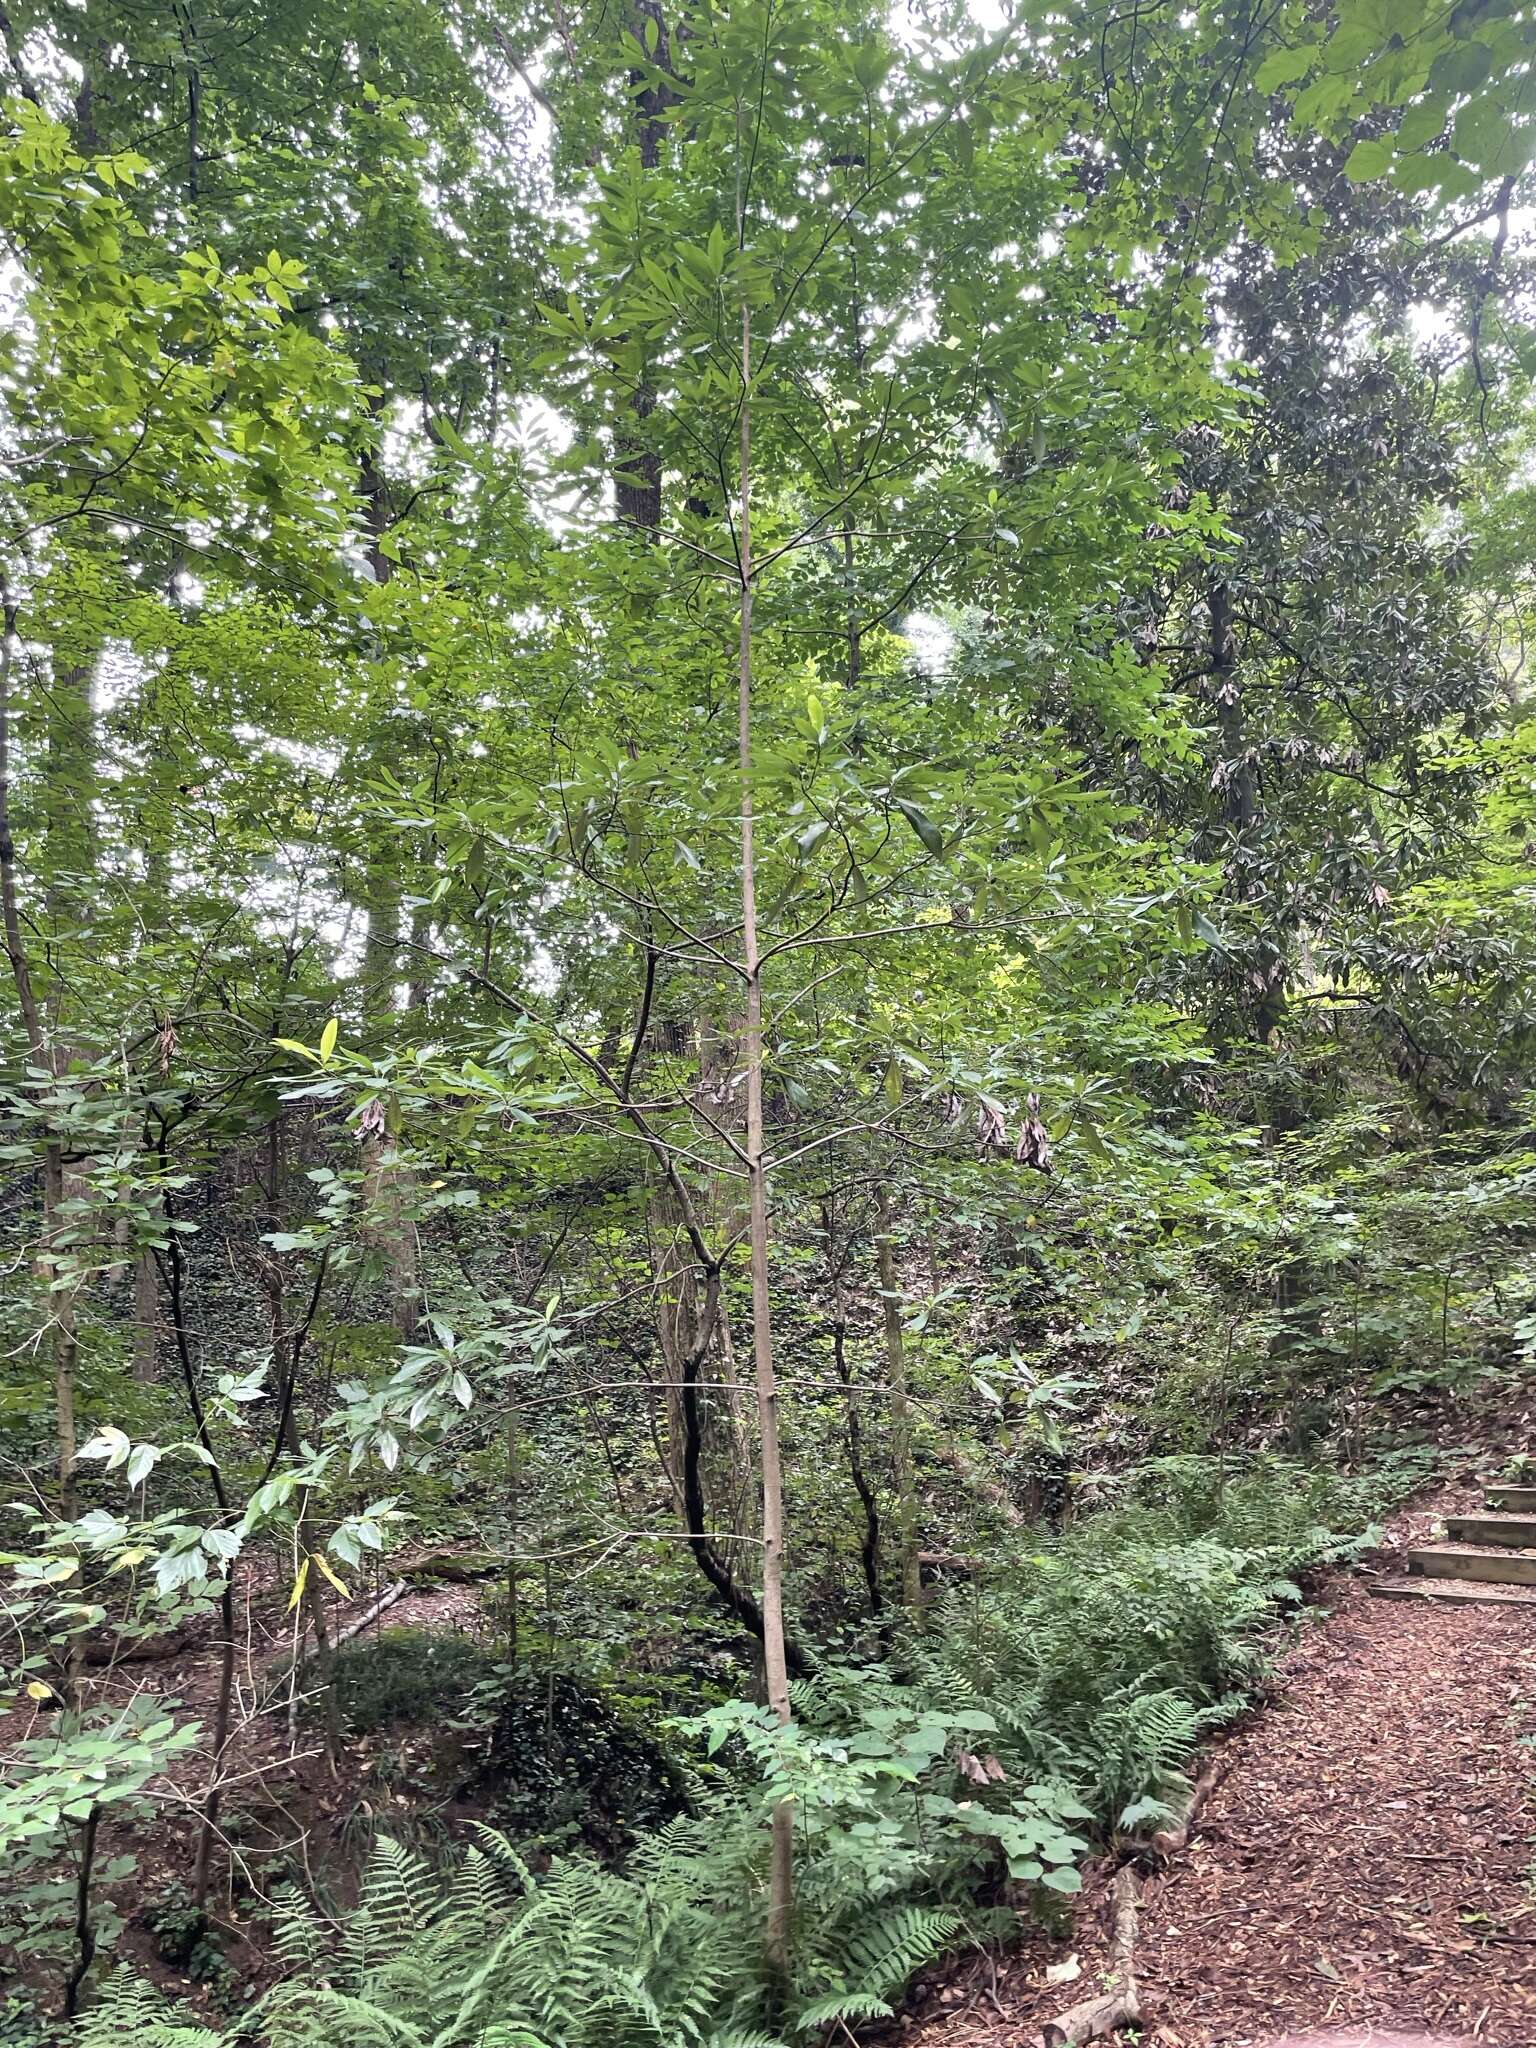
[902,1507,1536,2048]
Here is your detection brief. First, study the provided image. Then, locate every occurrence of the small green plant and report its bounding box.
[144,1884,240,2011]
[78,1825,956,2046]
[0,1991,53,2048]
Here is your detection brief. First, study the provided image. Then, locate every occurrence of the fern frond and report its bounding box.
[75,1973,222,2048]
[790,1991,894,2030]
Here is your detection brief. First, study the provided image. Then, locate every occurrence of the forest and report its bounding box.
[3,1,1536,2043]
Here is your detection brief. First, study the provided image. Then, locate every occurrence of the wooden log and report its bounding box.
[916,1547,983,1573]
[1036,1866,1140,2048]
[265,1578,409,1689]
[395,1547,504,1583]
[81,1627,198,1668]
[333,1577,410,1646]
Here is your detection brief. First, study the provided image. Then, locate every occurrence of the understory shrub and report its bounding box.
[81,1820,966,2047]
[324,1628,502,1736]
[916,1452,1381,1825]
[470,1671,693,1854]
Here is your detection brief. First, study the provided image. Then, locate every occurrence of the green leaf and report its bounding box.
[1343,138,1394,182]
[1254,45,1315,94]
[894,798,944,855]
[124,1443,159,1490]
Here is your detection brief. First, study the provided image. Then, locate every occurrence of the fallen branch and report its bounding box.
[394,1546,504,1584]
[277,1581,409,1745]
[917,1547,983,1572]
[1036,1865,1140,2047]
[333,1577,410,1647]
[265,1576,410,1672]
[82,1627,199,1668]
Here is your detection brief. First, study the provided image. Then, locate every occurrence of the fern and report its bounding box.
[75,1974,224,2048]
[73,1454,1371,2048]
[790,1991,895,2030]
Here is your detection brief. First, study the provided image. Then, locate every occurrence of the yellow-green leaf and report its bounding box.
[312,1553,350,1599]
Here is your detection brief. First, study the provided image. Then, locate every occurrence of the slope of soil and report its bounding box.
[905,1522,1536,2046]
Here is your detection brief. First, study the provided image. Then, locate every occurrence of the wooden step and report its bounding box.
[1442,1511,1536,1548]
[1372,1577,1536,1609]
[1485,1485,1536,1512]
[1408,1545,1536,1587]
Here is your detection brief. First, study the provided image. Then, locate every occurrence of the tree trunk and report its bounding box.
[132,1243,159,1381]
[358,432,420,1345]
[735,300,795,1984]
[876,1190,922,1621]
[832,1320,882,1620]
[0,620,79,1571]
[160,1224,239,1910]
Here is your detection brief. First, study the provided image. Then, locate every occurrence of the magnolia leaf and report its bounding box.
[77,1427,131,1471]
[1254,44,1314,93]
[319,1017,339,1062]
[894,797,944,855]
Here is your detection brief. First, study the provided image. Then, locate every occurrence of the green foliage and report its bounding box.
[0,1700,198,1852]
[70,1448,1375,2045]
[81,1824,951,2047]
[326,1629,503,1738]
[140,1882,240,2010]
[473,1672,692,1856]
[918,1455,1381,1825]
[6,0,1536,2031]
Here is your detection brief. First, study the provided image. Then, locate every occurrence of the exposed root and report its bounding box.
[1036,1865,1140,2047]
[1147,1751,1225,1860]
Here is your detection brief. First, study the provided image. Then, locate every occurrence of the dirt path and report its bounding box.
[905,1534,1536,2046]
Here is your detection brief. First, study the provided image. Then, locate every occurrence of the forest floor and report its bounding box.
[902,1482,1536,2048]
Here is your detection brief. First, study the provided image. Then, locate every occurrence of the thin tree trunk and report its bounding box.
[358,426,420,1345]
[505,1401,519,1668]
[876,1189,922,1622]
[258,1152,342,1766]
[61,1805,99,2017]
[0,618,79,1566]
[132,1242,159,1380]
[160,1223,239,1908]
[736,299,795,1983]
[832,1320,882,1619]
